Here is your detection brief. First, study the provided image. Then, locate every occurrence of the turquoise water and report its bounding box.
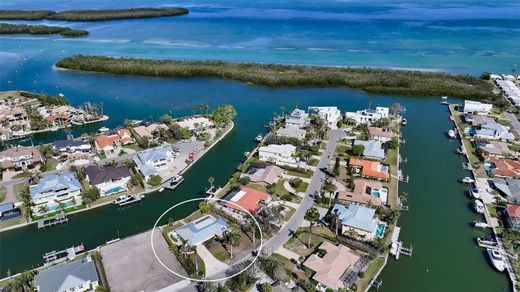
[105,186,123,195]
[376,222,386,238]
[0,1,517,291]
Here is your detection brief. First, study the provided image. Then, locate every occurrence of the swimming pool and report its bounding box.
[375,222,386,238]
[105,186,123,195]
[370,188,388,203]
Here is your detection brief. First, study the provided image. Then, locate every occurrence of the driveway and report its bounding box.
[196,244,229,278]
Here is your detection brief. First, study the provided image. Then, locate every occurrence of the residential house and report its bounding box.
[34,257,99,292]
[368,127,394,143]
[492,178,520,203]
[463,114,495,126]
[348,158,389,181]
[344,107,389,124]
[337,179,387,206]
[84,165,132,196]
[474,122,515,141]
[285,108,308,128]
[0,146,42,173]
[171,215,229,246]
[353,140,386,160]
[276,125,306,140]
[133,123,168,140]
[117,128,134,145]
[331,204,382,239]
[245,165,284,185]
[224,187,271,214]
[463,100,493,115]
[487,157,520,178]
[95,134,121,153]
[30,172,82,213]
[258,144,301,168]
[133,145,176,181]
[308,106,341,129]
[506,204,520,232]
[52,139,91,154]
[302,241,360,291]
[0,202,21,221]
[476,141,516,158]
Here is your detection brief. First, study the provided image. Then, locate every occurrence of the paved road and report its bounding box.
[504,112,520,135]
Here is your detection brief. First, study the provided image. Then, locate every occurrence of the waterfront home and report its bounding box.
[224,187,271,214]
[34,256,99,292]
[337,179,387,206]
[368,127,394,143]
[0,106,30,136]
[308,106,341,129]
[348,158,389,181]
[476,141,517,158]
[117,128,134,145]
[276,125,306,140]
[84,165,131,196]
[285,108,309,128]
[177,116,214,135]
[52,139,91,154]
[258,144,301,168]
[486,157,520,178]
[0,202,21,221]
[0,146,42,173]
[133,123,168,140]
[30,172,82,213]
[133,145,176,181]
[474,122,515,142]
[170,215,230,246]
[463,100,493,115]
[302,241,360,291]
[95,133,121,153]
[44,105,83,125]
[491,178,520,203]
[331,204,384,240]
[463,114,495,126]
[244,165,284,185]
[506,204,520,232]
[353,140,386,160]
[344,107,389,125]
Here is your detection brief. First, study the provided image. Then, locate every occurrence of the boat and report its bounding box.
[447,129,456,138]
[171,174,184,184]
[461,177,475,184]
[462,162,473,170]
[487,248,506,272]
[158,187,165,192]
[58,93,65,98]
[441,101,450,105]
[441,95,448,99]
[456,146,465,155]
[128,119,143,126]
[474,200,485,214]
[98,127,109,133]
[244,151,250,157]
[469,188,481,199]
[477,236,498,248]
[113,194,144,206]
[255,134,263,142]
[474,220,490,228]
[400,118,407,126]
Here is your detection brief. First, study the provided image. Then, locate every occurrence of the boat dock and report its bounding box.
[390,227,413,260]
[43,244,85,266]
[164,175,184,190]
[398,170,409,183]
[37,212,68,229]
[114,194,144,207]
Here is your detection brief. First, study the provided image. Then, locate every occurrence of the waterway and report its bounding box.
[0,0,517,291]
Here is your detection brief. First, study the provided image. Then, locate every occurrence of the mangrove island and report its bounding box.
[0,23,88,37]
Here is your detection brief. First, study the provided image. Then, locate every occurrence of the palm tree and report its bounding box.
[304,207,320,248]
[225,228,242,258]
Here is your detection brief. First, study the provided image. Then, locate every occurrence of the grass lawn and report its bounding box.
[284,226,338,257]
[462,139,480,166]
[335,144,350,157]
[0,217,23,230]
[12,172,31,179]
[245,182,268,193]
[308,158,319,166]
[207,242,230,261]
[295,181,309,193]
[287,170,313,179]
[273,179,290,196]
[487,204,498,218]
[383,148,398,209]
[14,182,28,200]
[0,188,5,202]
[356,256,386,292]
[271,253,307,280]
[283,206,296,221]
[42,158,59,172]
[184,210,204,223]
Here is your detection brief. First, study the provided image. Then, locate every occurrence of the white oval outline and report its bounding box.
[150,197,264,282]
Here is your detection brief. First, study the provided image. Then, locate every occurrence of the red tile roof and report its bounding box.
[349,158,389,180]
[96,134,120,150]
[489,157,520,178]
[225,187,270,214]
[507,204,520,217]
[368,127,393,139]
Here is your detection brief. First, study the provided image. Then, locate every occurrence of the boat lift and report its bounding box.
[398,170,409,183]
[371,279,383,290]
[399,155,408,164]
[37,212,68,229]
[390,227,414,260]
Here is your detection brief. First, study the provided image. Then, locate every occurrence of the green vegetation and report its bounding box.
[148,174,162,186]
[19,91,68,106]
[56,55,500,101]
[0,188,5,202]
[0,23,88,37]
[356,256,386,292]
[0,8,188,21]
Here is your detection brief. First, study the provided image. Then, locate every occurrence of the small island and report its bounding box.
[0,7,189,21]
[55,55,502,103]
[0,23,88,37]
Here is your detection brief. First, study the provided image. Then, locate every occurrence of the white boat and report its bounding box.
[441,95,448,99]
[469,188,481,199]
[171,174,183,184]
[400,118,407,126]
[474,220,490,228]
[461,177,475,184]
[255,135,263,142]
[462,162,473,170]
[158,187,165,192]
[128,120,142,126]
[98,127,109,133]
[447,129,456,138]
[474,200,485,214]
[487,248,506,272]
[58,93,65,98]
[113,194,143,206]
[441,101,450,105]
[456,146,465,155]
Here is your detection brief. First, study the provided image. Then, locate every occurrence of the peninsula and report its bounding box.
[0,7,189,21]
[55,55,501,102]
[0,23,88,37]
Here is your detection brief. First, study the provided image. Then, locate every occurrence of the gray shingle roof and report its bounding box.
[174,215,229,246]
[35,257,99,292]
[332,204,377,233]
[85,165,131,186]
[30,172,81,200]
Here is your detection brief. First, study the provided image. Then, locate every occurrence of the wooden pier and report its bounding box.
[37,212,68,229]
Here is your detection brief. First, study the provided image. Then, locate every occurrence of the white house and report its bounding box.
[84,165,132,197]
[258,144,300,168]
[308,106,341,129]
[463,100,493,115]
[285,108,309,128]
[30,172,82,214]
[133,145,177,181]
[353,140,386,160]
[276,125,306,140]
[474,122,515,141]
[34,257,99,292]
[345,107,389,124]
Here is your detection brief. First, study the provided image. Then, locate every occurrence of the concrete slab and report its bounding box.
[100,228,187,292]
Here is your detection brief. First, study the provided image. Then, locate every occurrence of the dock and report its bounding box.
[37,212,68,229]
[398,170,409,183]
[390,227,413,260]
[43,244,85,266]
[164,175,184,190]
